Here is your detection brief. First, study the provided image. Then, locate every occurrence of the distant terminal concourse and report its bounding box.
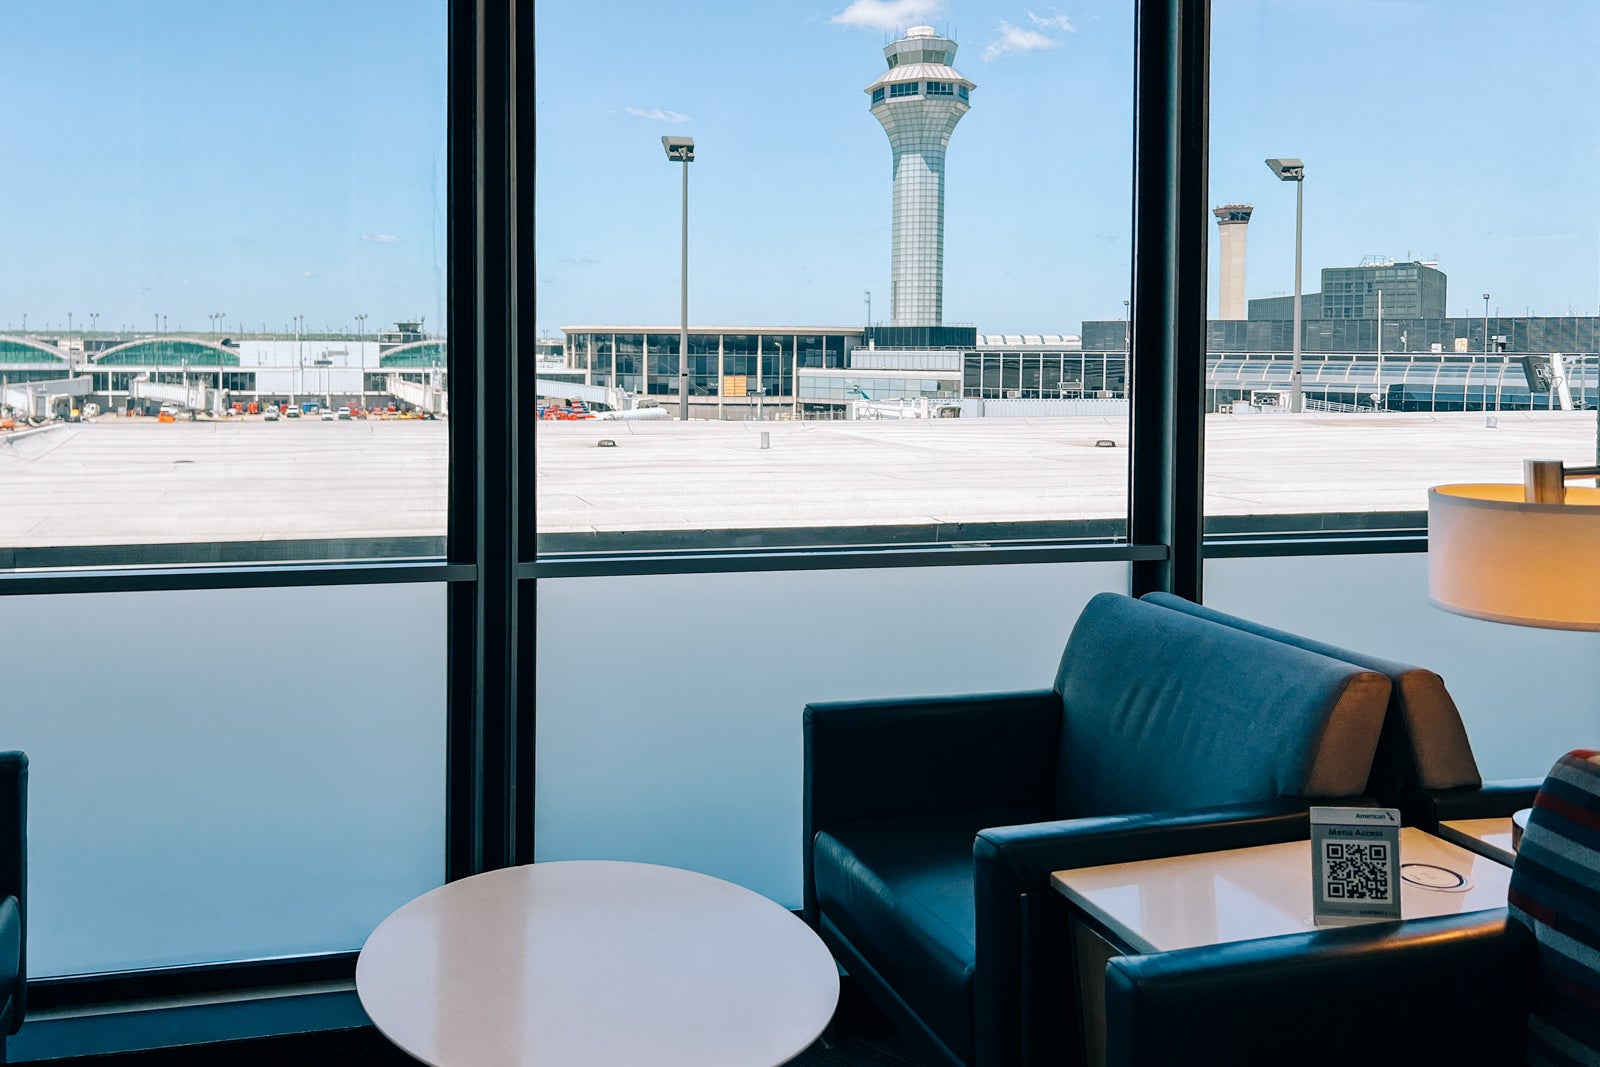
[0,321,446,422]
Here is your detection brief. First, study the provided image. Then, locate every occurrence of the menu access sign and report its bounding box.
[1310,807,1402,925]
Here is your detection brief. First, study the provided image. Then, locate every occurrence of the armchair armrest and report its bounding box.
[1104,911,1527,1067]
[970,799,1313,1067]
[0,896,18,1035]
[804,691,1060,930]
[0,752,23,1036]
[804,690,1061,833]
[1403,777,1542,828]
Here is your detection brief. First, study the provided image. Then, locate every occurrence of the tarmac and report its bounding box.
[0,417,447,548]
[0,411,1593,550]
[534,410,1598,533]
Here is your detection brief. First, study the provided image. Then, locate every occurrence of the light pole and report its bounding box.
[1266,158,1305,412]
[662,134,694,422]
[1375,288,1383,410]
[214,311,226,411]
[356,313,368,407]
[1483,292,1493,411]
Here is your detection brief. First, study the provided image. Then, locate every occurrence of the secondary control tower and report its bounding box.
[1212,204,1254,320]
[866,26,974,327]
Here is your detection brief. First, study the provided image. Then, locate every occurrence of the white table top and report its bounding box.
[1050,827,1511,955]
[356,860,840,1067]
[1436,817,1517,867]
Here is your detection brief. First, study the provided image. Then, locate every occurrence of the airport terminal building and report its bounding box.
[557,261,1598,418]
[0,323,447,419]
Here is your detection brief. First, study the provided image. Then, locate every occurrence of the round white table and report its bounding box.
[356,860,840,1066]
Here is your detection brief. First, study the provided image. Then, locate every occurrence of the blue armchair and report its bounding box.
[1,752,25,1064]
[804,593,1394,1066]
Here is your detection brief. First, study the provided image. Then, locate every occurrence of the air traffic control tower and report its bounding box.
[867,26,974,327]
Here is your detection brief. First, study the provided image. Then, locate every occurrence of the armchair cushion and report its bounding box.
[814,814,986,1063]
[1054,594,1391,816]
[1508,749,1600,1063]
[1139,592,1482,801]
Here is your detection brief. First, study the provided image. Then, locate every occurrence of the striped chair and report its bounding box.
[1509,749,1600,1064]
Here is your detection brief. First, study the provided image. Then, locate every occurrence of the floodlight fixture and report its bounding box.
[1265,157,1304,181]
[661,135,695,163]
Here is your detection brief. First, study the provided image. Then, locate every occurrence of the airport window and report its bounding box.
[536,7,1133,554]
[1203,1,1600,535]
[3,1,447,569]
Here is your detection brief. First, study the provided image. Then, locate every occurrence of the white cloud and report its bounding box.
[982,20,1058,61]
[830,0,943,31]
[360,233,402,243]
[1027,10,1076,31]
[623,106,691,123]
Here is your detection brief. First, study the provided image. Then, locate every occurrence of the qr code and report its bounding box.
[1322,841,1391,901]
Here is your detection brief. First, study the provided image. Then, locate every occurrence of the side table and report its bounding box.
[1051,827,1511,1067]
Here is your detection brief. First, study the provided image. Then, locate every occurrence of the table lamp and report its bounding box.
[1429,459,1600,631]
[1430,458,1600,850]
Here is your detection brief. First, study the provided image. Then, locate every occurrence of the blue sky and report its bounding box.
[537,0,1600,336]
[4,2,1593,340]
[0,0,446,336]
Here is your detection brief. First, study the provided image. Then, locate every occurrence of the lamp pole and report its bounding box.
[1266,158,1306,412]
[1376,288,1383,410]
[662,135,695,422]
[215,311,226,411]
[356,313,368,408]
[1483,292,1493,411]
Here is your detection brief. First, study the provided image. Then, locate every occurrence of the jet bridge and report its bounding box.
[2,376,93,420]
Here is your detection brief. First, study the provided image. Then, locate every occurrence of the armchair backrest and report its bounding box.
[1051,594,1391,818]
[0,750,25,1035]
[1139,592,1482,804]
[1508,749,1600,1062]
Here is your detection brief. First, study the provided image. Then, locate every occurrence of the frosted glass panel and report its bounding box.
[1205,553,1600,780]
[534,562,1128,907]
[7,584,446,977]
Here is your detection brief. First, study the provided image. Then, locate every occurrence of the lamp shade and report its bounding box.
[1429,483,1600,631]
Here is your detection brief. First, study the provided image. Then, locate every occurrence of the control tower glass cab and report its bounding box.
[866,26,974,328]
